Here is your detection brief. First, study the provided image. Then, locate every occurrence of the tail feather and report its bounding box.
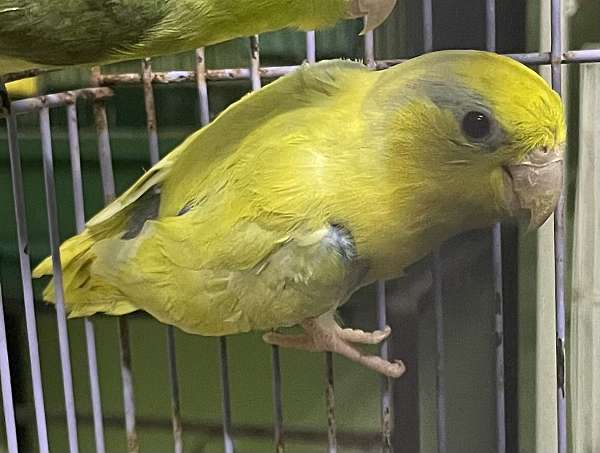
[32,229,138,317]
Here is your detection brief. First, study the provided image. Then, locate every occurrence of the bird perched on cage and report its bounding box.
[33,50,565,378]
[0,0,396,76]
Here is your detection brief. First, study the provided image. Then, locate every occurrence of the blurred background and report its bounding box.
[1,0,599,452]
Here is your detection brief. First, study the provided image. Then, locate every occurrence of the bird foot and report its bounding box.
[263,317,405,378]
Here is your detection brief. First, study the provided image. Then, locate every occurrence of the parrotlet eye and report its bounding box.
[461,111,491,140]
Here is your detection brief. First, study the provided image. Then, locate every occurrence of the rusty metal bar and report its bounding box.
[5,88,114,117]
[66,102,107,453]
[248,34,284,453]
[4,107,50,453]
[39,106,80,453]
[324,353,336,453]
[377,281,393,452]
[141,58,184,453]
[0,283,19,453]
[195,48,210,126]
[91,67,140,453]
[550,1,567,453]
[66,49,600,90]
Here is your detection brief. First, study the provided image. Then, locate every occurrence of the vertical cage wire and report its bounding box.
[420,2,449,452]
[39,106,80,453]
[376,281,393,452]
[141,58,184,453]
[193,45,236,453]
[324,352,337,453]
[66,101,107,453]
[485,2,507,453]
[91,67,140,453]
[304,29,338,453]
[550,1,567,452]
[364,22,394,452]
[432,249,448,453]
[247,33,284,453]
[0,283,19,453]
[4,108,50,453]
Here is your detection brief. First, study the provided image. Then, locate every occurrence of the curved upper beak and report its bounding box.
[503,146,564,231]
[347,0,398,34]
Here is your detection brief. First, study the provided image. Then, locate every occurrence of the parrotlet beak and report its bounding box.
[347,0,398,34]
[503,146,564,231]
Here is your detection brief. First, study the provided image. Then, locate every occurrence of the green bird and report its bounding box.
[0,0,396,75]
[33,51,565,377]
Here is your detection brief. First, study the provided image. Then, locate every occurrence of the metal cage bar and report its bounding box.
[91,67,141,453]
[420,2,449,452]
[485,2,507,453]
[66,101,108,453]
[90,49,600,90]
[141,58,185,453]
[4,108,50,453]
[550,1,567,453]
[248,34,285,452]
[39,106,80,453]
[193,44,237,453]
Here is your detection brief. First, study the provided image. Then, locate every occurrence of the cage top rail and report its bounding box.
[3,48,594,90]
[2,87,113,118]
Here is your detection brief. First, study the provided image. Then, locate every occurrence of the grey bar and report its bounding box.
[306,31,316,64]
[5,110,50,453]
[486,4,506,453]
[492,224,506,453]
[92,106,116,202]
[195,48,210,126]
[67,103,107,453]
[118,319,139,453]
[377,281,393,452]
[422,0,433,53]
[219,338,235,453]
[486,0,496,52]
[324,353,336,453]
[5,88,114,117]
[142,57,184,453]
[364,30,376,68]
[166,327,183,453]
[248,35,284,452]
[271,345,284,453]
[39,107,80,453]
[550,1,567,453]
[91,68,139,453]
[433,250,447,453]
[0,283,19,453]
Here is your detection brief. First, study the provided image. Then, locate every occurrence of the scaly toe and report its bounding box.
[338,325,392,344]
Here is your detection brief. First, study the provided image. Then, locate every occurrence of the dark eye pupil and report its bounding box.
[462,111,491,139]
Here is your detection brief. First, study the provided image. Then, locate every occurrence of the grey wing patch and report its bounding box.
[122,186,161,239]
[326,223,357,261]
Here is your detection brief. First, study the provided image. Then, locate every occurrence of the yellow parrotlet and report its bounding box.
[33,51,565,378]
[0,0,396,76]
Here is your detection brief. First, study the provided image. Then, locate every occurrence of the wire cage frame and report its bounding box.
[0,0,595,452]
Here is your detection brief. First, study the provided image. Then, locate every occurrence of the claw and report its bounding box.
[262,316,405,378]
[347,0,398,34]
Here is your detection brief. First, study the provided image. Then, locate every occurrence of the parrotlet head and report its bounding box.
[377,50,565,231]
